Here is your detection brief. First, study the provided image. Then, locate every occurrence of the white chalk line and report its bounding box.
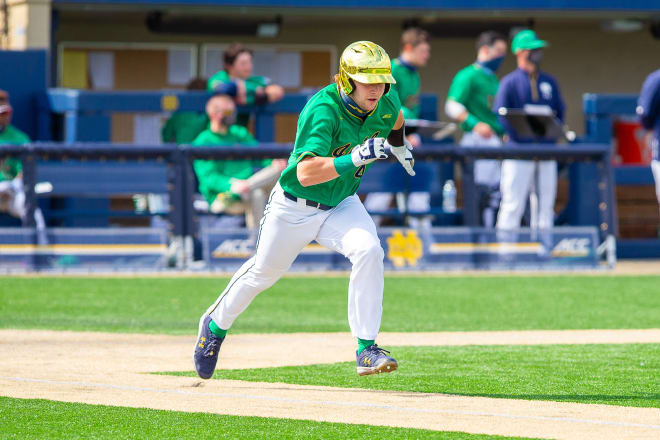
[2,376,659,431]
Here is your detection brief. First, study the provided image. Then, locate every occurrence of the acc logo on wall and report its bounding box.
[386,229,423,268]
[212,239,254,258]
[551,238,591,257]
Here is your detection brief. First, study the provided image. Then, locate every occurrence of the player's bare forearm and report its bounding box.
[297,156,339,187]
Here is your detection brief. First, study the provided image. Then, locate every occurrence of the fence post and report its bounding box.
[182,148,196,266]
[168,146,187,268]
[597,147,618,266]
[460,156,479,226]
[21,148,37,229]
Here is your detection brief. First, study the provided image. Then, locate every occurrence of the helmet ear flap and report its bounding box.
[339,69,354,95]
[347,78,355,95]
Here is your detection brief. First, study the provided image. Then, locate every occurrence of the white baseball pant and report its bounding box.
[0,177,48,244]
[207,183,385,340]
[460,131,502,187]
[652,160,660,216]
[497,160,557,230]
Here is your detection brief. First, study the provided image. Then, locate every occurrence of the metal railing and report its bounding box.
[0,142,615,265]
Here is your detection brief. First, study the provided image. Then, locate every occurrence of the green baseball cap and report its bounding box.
[511,29,548,53]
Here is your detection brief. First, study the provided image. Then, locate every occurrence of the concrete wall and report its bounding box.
[54,11,660,134]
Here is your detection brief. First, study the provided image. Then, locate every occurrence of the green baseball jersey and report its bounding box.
[0,124,30,182]
[447,64,504,135]
[391,58,420,120]
[207,70,269,127]
[279,84,401,207]
[192,125,270,204]
[161,112,209,145]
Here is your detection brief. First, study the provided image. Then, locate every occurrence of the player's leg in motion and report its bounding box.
[497,159,535,230]
[536,160,557,229]
[194,186,325,379]
[315,194,397,376]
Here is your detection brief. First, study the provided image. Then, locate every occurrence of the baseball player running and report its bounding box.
[194,41,415,379]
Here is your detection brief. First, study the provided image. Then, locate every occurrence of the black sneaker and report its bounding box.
[193,315,224,379]
[356,344,398,376]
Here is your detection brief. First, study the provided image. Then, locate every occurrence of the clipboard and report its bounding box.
[497,105,565,140]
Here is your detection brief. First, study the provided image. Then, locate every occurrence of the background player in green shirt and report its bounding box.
[161,78,209,145]
[0,89,48,243]
[366,28,431,226]
[192,94,286,229]
[391,27,431,147]
[0,89,30,220]
[207,43,285,128]
[445,31,508,227]
[194,41,415,380]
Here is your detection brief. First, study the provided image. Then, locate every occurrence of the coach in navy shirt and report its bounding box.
[494,30,566,231]
[637,69,660,216]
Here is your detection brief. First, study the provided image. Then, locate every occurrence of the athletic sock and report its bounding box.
[208,319,227,339]
[357,338,375,355]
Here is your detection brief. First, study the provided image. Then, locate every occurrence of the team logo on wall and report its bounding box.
[386,229,423,268]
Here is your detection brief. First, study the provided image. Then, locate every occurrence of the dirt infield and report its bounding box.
[2,329,659,439]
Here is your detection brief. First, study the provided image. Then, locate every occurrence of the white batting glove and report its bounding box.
[351,137,388,167]
[385,139,416,176]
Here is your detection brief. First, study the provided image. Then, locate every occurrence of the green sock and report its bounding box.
[357,338,375,355]
[208,319,227,339]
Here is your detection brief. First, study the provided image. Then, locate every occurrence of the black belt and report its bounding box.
[283,191,333,211]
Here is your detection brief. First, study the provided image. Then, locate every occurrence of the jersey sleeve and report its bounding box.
[448,69,481,131]
[206,76,220,92]
[447,68,472,105]
[254,75,270,87]
[207,71,232,93]
[292,103,337,162]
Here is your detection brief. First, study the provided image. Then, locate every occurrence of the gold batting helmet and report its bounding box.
[338,41,396,95]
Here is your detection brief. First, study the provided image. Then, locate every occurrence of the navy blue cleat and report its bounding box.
[356,345,398,376]
[193,315,224,379]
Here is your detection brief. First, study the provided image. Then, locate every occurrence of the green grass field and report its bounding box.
[0,396,536,440]
[171,343,660,408]
[1,276,659,334]
[1,275,658,439]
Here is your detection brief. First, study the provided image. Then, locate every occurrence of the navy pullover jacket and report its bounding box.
[493,67,565,143]
[637,68,660,161]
